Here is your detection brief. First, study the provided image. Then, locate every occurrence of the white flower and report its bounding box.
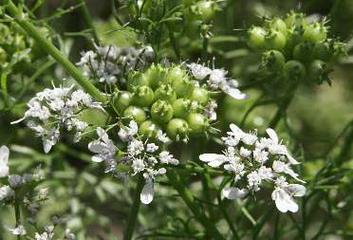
[187,63,212,80]
[247,171,262,191]
[272,182,306,213]
[127,139,144,156]
[146,143,159,153]
[159,151,179,165]
[199,153,227,167]
[253,148,269,163]
[118,121,138,142]
[76,50,96,66]
[272,160,305,183]
[8,225,26,236]
[222,187,248,199]
[239,147,251,158]
[88,127,117,163]
[132,158,145,174]
[0,145,10,177]
[266,128,299,165]
[140,179,154,204]
[0,185,14,201]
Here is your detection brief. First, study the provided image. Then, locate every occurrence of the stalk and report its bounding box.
[166,171,224,240]
[124,175,145,240]
[5,0,106,103]
[76,0,100,44]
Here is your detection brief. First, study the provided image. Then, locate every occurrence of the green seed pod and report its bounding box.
[187,113,209,135]
[154,84,177,103]
[191,0,218,22]
[77,108,109,126]
[309,60,331,84]
[143,64,167,90]
[123,106,146,124]
[190,87,209,105]
[112,91,133,113]
[133,86,155,107]
[285,11,307,29]
[139,120,161,139]
[248,26,267,50]
[127,72,150,92]
[265,30,287,50]
[313,42,331,61]
[284,60,306,81]
[267,17,287,34]
[167,118,189,140]
[151,100,174,124]
[261,50,286,72]
[167,66,193,97]
[303,22,327,43]
[172,98,192,118]
[293,42,314,63]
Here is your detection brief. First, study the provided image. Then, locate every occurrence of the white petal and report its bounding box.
[199,154,225,168]
[229,123,243,134]
[140,181,154,205]
[272,188,298,213]
[0,146,9,174]
[224,87,247,100]
[43,140,53,154]
[266,128,279,143]
[286,184,306,197]
[286,153,300,165]
[222,187,248,199]
[91,155,104,163]
[88,141,105,153]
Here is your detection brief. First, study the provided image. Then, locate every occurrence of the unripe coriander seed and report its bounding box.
[123,106,146,124]
[151,100,174,124]
[187,113,209,135]
[167,118,189,140]
[139,120,161,139]
[133,85,155,107]
[113,91,132,113]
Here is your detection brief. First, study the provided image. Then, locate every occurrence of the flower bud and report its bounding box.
[187,113,209,135]
[167,66,193,97]
[172,98,192,118]
[265,30,287,50]
[167,118,189,140]
[191,1,218,22]
[139,120,161,139]
[151,100,174,124]
[113,91,133,113]
[248,26,267,50]
[142,64,167,90]
[284,60,306,81]
[266,17,287,34]
[190,87,209,105]
[303,22,327,43]
[261,50,286,72]
[133,85,155,107]
[309,60,331,84]
[285,12,307,29]
[127,72,150,92]
[154,84,177,103]
[293,42,314,63]
[123,106,146,124]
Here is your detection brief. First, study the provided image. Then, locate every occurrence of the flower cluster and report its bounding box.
[199,124,306,213]
[248,12,345,85]
[113,63,245,141]
[77,44,154,86]
[13,86,103,153]
[88,121,178,204]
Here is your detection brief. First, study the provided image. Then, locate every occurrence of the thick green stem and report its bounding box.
[166,171,224,240]
[124,175,145,240]
[5,0,106,103]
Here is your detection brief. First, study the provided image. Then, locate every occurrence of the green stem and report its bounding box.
[124,175,145,240]
[5,0,106,103]
[76,0,100,44]
[1,72,9,108]
[166,171,224,240]
[14,192,21,240]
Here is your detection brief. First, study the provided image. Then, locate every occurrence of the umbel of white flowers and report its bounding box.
[199,124,306,213]
[88,121,178,204]
[12,86,103,153]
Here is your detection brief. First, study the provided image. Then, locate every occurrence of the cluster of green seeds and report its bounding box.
[112,64,213,141]
[248,12,345,84]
